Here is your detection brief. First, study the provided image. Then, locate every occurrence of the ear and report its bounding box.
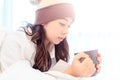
[41,23,45,26]
[42,23,48,28]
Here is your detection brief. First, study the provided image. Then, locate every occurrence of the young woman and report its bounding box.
[0,0,101,79]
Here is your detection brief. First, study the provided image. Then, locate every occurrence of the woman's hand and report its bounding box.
[96,53,102,73]
[70,52,96,77]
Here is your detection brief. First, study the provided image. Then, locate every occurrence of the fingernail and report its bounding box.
[79,57,85,63]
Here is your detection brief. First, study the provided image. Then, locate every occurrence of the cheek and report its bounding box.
[45,30,59,43]
[45,26,59,36]
[46,31,54,39]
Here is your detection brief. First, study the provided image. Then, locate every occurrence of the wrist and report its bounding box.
[63,66,76,77]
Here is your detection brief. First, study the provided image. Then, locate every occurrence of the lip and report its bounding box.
[58,37,64,41]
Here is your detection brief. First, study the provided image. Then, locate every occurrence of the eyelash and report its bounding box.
[59,22,66,26]
[59,22,70,28]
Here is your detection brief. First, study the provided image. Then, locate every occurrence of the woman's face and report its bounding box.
[43,17,73,45]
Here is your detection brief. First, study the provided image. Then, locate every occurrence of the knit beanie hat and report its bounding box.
[31,0,75,25]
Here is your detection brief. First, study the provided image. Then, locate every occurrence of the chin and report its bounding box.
[54,42,60,45]
[53,41,61,45]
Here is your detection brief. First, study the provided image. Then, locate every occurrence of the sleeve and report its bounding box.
[48,60,87,80]
[45,71,88,80]
[49,59,70,72]
[0,60,56,80]
[0,60,86,80]
[0,34,23,71]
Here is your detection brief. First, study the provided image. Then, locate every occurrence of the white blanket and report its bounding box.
[0,60,86,80]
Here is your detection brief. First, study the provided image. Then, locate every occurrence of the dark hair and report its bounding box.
[23,23,69,72]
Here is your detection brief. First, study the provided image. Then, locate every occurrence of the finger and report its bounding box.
[97,57,102,64]
[79,57,86,63]
[97,53,102,64]
[84,58,96,77]
[96,64,101,73]
[75,52,90,59]
[97,53,101,57]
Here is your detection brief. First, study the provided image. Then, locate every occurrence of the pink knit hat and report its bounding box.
[31,0,75,24]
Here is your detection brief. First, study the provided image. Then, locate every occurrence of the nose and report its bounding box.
[62,27,69,35]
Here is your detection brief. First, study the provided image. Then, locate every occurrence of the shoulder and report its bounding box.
[2,30,36,52]
[0,30,36,64]
[4,30,31,44]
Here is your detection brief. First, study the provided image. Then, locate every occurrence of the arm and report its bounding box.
[0,32,77,80]
[1,60,88,80]
[0,33,24,71]
[0,60,56,80]
[0,32,73,80]
[44,53,98,80]
[0,31,35,71]
[49,52,99,78]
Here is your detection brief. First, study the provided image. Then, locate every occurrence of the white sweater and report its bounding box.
[0,60,84,80]
[0,31,37,71]
[0,30,84,80]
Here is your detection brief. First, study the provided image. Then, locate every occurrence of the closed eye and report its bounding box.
[59,22,66,26]
[59,22,71,28]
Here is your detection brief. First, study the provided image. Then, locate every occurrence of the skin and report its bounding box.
[64,53,101,77]
[42,17,101,77]
[43,17,72,47]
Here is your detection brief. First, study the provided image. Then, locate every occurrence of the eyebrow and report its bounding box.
[63,18,72,24]
[63,18,68,22]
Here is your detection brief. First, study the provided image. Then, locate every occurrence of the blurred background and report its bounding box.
[0,0,120,80]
